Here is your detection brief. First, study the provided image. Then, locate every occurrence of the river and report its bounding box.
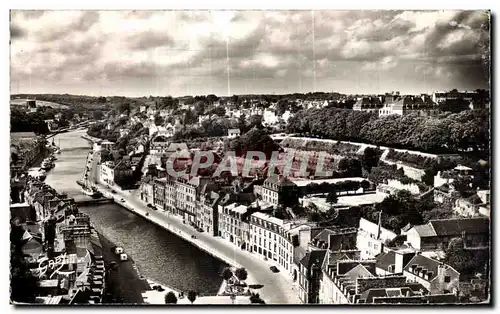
[45,130,227,295]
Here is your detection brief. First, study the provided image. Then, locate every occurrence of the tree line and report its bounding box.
[287,108,490,153]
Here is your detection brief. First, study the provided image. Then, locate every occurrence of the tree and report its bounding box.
[234,267,248,282]
[360,180,370,191]
[100,150,114,163]
[249,292,266,304]
[326,190,338,206]
[222,267,233,282]
[164,291,178,304]
[92,110,104,120]
[361,147,380,173]
[452,176,473,197]
[248,115,263,129]
[118,102,130,114]
[187,290,197,304]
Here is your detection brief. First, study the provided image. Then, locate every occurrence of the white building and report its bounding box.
[356,217,398,260]
[218,203,250,250]
[249,212,295,277]
[227,128,241,139]
[100,161,115,186]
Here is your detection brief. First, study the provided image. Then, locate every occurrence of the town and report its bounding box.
[9,9,491,307]
[10,86,491,305]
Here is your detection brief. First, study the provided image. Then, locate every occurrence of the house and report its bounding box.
[199,191,223,236]
[139,175,154,205]
[403,217,490,251]
[403,254,460,294]
[100,161,115,186]
[99,140,114,151]
[378,94,439,117]
[227,128,241,139]
[375,248,417,276]
[250,211,298,276]
[298,249,327,303]
[218,203,251,251]
[356,217,398,260]
[261,175,299,208]
[434,164,474,188]
[352,96,383,115]
[150,133,170,155]
[152,177,167,211]
[309,227,358,251]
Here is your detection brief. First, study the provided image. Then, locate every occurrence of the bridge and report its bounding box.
[45,121,92,139]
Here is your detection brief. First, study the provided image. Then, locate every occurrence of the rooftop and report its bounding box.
[251,211,285,226]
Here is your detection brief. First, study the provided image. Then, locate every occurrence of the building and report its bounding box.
[227,128,241,139]
[403,254,460,294]
[153,177,167,211]
[113,159,133,184]
[139,175,154,204]
[403,217,490,251]
[375,248,417,276]
[378,94,439,117]
[352,96,383,115]
[356,217,398,260]
[11,132,45,170]
[219,203,251,250]
[99,140,114,151]
[199,191,223,236]
[150,133,170,155]
[298,250,327,303]
[261,175,299,208]
[432,89,477,104]
[175,176,198,223]
[100,161,115,186]
[434,165,473,188]
[249,211,297,276]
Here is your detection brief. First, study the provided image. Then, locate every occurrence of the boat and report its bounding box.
[28,168,47,181]
[41,158,55,170]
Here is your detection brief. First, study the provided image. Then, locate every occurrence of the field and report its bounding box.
[10,98,69,109]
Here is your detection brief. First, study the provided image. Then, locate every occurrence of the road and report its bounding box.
[88,150,300,304]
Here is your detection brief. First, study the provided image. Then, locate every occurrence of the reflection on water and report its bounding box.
[46,130,227,294]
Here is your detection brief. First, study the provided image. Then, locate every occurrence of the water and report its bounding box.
[45,130,227,294]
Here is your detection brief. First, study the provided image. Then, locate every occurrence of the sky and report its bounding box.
[9,10,490,97]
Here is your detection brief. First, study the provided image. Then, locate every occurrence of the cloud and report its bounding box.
[9,10,490,96]
[126,31,175,50]
[10,24,25,39]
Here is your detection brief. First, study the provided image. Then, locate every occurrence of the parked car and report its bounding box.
[147,204,153,208]
[120,198,125,203]
[111,190,116,194]
[145,212,149,216]
[270,266,280,273]
[191,235,197,239]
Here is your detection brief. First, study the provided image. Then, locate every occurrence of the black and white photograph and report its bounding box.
[8,8,491,305]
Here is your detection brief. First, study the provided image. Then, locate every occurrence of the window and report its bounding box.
[444,276,451,283]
